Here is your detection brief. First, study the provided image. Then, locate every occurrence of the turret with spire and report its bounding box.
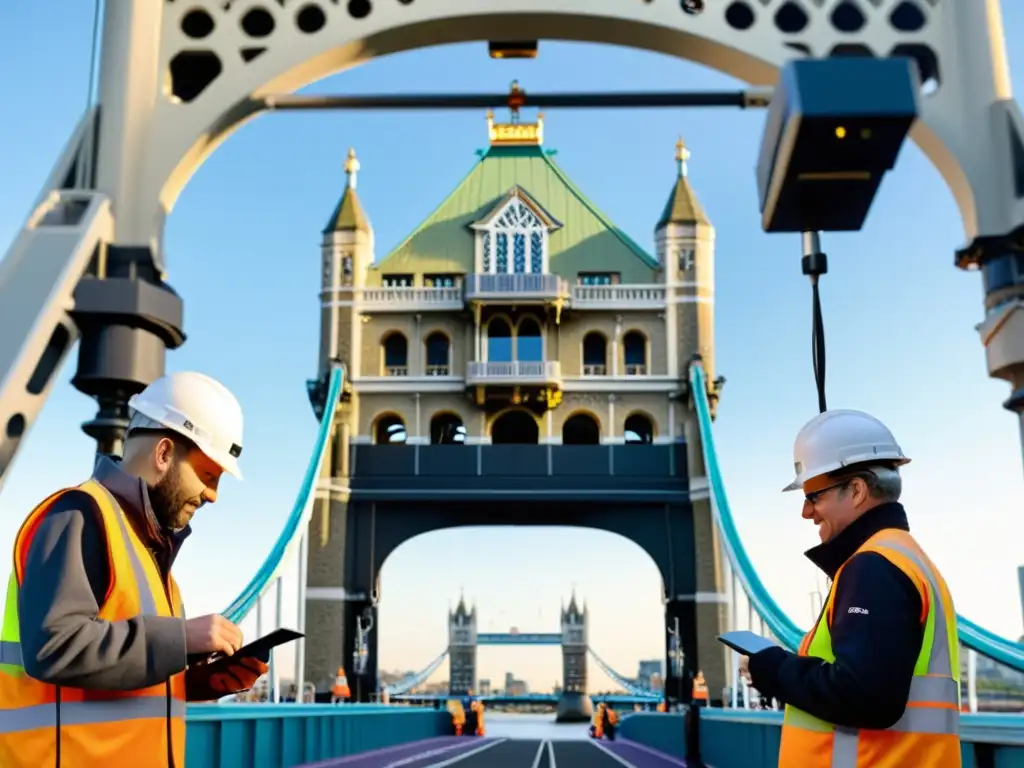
[657,137,710,230]
[656,139,729,701]
[655,136,716,384]
[317,148,376,379]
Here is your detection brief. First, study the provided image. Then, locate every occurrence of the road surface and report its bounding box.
[302,714,689,768]
[303,736,688,768]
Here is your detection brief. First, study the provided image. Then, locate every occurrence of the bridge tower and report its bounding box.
[657,140,730,703]
[304,149,379,699]
[556,592,592,722]
[448,595,478,695]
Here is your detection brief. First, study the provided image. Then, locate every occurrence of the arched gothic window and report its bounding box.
[481,196,546,275]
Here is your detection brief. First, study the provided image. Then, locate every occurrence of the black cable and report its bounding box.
[811,276,827,414]
[801,232,829,414]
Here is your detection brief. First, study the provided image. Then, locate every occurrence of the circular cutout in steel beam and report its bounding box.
[181,9,215,39]
[774,2,808,33]
[725,1,755,30]
[296,4,327,33]
[890,1,926,32]
[348,0,371,19]
[241,7,275,38]
[830,1,866,33]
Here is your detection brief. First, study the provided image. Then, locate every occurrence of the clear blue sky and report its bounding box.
[1,2,1022,692]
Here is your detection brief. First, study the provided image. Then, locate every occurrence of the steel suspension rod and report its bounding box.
[261,89,772,112]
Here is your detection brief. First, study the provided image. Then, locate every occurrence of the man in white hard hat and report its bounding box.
[742,410,961,768]
[0,372,269,768]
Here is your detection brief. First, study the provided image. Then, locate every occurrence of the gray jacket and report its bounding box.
[17,456,190,691]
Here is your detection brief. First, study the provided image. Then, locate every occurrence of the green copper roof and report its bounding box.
[323,185,371,234]
[371,145,660,280]
[657,172,709,228]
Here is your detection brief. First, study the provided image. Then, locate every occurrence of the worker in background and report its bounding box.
[656,698,668,713]
[462,688,478,735]
[470,698,486,735]
[692,671,709,707]
[331,667,351,703]
[602,702,619,741]
[448,699,466,735]
[0,372,269,768]
[590,702,606,739]
[740,410,961,767]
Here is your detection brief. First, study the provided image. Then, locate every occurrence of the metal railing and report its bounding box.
[466,272,569,299]
[357,286,463,311]
[572,284,667,308]
[466,360,561,384]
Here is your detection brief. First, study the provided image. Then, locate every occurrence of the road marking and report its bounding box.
[530,740,547,768]
[546,739,557,768]
[424,739,506,767]
[591,740,639,767]
[384,742,478,767]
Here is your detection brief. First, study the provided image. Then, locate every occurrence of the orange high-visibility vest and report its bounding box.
[778,528,961,768]
[0,480,187,768]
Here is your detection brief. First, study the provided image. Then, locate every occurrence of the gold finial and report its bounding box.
[675,136,690,177]
[486,85,543,147]
[344,147,360,189]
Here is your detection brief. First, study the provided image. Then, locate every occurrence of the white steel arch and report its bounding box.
[3,0,1024,491]
[101,0,1022,251]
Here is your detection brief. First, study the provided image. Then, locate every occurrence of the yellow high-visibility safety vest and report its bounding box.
[0,480,188,768]
[778,529,961,768]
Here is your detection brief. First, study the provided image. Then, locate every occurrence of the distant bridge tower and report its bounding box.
[448,595,477,695]
[556,592,593,722]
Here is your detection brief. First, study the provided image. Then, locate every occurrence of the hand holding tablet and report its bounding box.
[716,630,778,657]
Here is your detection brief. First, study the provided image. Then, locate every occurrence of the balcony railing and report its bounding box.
[357,286,464,312]
[465,273,570,301]
[571,284,667,309]
[466,360,562,385]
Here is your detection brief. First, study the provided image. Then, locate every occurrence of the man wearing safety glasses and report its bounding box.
[742,409,961,768]
[0,371,269,768]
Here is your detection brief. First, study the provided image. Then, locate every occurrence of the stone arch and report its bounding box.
[380,331,408,376]
[116,0,996,249]
[372,411,408,445]
[515,314,544,362]
[581,331,608,375]
[489,407,540,444]
[562,410,602,445]
[624,411,656,444]
[429,411,466,444]
[622,329,648,375]
[484,314,514,363]
[423,330,451,375]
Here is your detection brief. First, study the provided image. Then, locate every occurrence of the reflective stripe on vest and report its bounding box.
[0,479,187,767]
[779,529,960,768]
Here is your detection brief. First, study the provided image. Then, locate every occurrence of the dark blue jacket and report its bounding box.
[747,502,925,730]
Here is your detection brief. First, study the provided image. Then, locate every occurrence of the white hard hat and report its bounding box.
[782,409,909,492]
[127,371,244,479]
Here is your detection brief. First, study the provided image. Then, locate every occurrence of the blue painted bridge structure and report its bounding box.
[476,633,563,645]
[183,704,1024,768]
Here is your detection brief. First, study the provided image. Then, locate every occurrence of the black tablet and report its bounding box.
[189,628,304,666]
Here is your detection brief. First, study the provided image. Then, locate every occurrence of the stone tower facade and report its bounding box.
[301,116,724,703]
[448,596,478,695]
[303,148,378,698]
[655,139,730,702]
